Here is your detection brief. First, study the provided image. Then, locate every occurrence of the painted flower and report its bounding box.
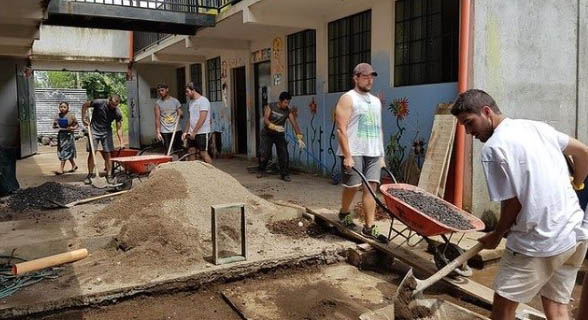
[390,97,409,120]
[412,139,426,156]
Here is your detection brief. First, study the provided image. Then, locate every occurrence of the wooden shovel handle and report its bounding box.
[417,242,484,293]
[12,249,88,275]
[68,190,128,207]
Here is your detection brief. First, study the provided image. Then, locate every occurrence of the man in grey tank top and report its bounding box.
[154,83,183,154]
[335,63,387,243]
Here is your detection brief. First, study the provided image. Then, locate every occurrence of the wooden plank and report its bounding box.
[307,208,545,319]
[438,122,456,197]
[418,115,457,197]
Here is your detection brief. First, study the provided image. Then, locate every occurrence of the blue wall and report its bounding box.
[286,81,458,179]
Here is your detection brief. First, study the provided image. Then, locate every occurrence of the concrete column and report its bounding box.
[578,0,588,142]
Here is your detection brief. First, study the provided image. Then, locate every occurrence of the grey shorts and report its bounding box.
[87,135,114,153]
[340,156,381,188]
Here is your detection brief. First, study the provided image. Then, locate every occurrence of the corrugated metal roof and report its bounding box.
[35,88,87,137]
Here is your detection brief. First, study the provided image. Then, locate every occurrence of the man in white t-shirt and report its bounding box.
[451,89,588,320]
[182,83,212,164]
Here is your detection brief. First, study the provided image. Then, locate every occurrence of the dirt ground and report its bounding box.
[1,144,586,319]
[28,263,492,320]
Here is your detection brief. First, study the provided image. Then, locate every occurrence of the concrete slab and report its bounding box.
[221,264,399,320]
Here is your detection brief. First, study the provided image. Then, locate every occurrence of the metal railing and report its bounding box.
[130,0,239,52]
[134,32,173,53]
[70,0,236,13]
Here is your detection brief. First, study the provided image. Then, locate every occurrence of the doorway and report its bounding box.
[232,66,247,154]
[253,61,270,157]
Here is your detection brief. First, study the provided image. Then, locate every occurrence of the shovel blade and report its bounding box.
[395,268,425,304]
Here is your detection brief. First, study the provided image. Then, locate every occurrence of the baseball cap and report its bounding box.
[353,63,378,77]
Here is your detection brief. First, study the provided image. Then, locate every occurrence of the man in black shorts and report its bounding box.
[82,94,123,184]
[182,83,212,164]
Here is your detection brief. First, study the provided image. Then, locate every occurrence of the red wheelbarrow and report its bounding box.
[109,154,173,190]
[351,167,485,275]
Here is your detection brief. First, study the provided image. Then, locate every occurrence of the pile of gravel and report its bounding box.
[8,182,106,211]
[93,161,279,261]
[386,188,474,230]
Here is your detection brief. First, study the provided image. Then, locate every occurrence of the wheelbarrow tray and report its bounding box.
[111,148,140,158]
[379,183,485,237]
[110,155,172,174]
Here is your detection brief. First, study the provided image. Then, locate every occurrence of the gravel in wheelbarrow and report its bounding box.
[386,188,474,230]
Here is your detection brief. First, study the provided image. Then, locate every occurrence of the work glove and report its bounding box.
[268,123,285,133]
[296,134,306,150]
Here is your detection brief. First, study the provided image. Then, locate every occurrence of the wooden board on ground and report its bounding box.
[307,208,545,319]
[359,299,490,320]
[418,114,457,197]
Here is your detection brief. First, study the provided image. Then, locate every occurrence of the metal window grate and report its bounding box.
[68,0,226,13]
[206,57,222,102]
[190,63,203,93]
[328,10,371,93]
[288,30,316,96]
[176,67,187,103]
[394,0,459,86]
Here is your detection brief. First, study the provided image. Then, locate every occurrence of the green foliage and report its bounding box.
[35,71,129,134]
[35,71,77,88]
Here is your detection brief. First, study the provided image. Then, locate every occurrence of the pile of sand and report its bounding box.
[92,161,279,262]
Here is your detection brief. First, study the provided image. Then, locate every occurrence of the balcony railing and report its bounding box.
[69,0,236,14]
[134,32,173,53]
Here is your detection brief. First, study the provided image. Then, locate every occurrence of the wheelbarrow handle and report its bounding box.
[350,167,396,218]
[382,167,398,184]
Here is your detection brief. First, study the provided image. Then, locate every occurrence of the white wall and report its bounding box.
[136,64,176,145]
[471,0,583,217]
[33,25,130,60]
[32,25,130,72]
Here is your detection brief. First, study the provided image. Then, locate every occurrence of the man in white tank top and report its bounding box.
[335,63,387,243]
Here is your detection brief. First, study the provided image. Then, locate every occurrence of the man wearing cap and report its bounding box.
[257,91,305,182]
[334,63,388,243]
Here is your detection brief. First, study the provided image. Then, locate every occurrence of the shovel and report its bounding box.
[166,117,180,156]
[49,190,128,208]
[395,242,484,300]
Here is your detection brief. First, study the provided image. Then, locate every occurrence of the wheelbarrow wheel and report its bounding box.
[434,243,473,277]
[115,175,133,191]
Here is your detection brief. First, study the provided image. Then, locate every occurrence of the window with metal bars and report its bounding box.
[206,57,221,102]
[287,30,316,96]
[328,10,371,93]
[190,63,203,92]
[176,66,186,103]
[394,0,459,86]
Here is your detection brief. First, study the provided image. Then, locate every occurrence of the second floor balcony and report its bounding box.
[45,0,237,35]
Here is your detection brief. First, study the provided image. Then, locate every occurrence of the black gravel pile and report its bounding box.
[8,182,106,211]
[387,189,474,230]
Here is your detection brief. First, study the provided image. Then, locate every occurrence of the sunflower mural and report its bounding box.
[386,97,410,181]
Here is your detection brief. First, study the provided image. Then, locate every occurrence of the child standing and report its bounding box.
[53,101,78,175]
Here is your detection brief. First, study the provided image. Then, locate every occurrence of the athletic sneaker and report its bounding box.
[83,173,96,185]
[338,212,357,228]
[105,175,115,185]
[361,225,388,243]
